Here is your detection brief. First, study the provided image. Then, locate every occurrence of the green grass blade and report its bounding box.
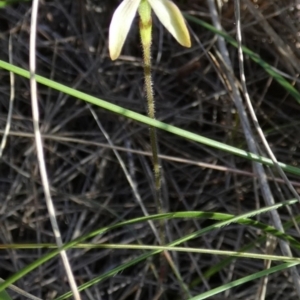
[0,0,30,8]
[189,262,298,300]
[190,213,300,287]
[1,60,300,176]
[0,290,12,300]
[3,243,300,263]
[53,199,299,299]
[0,199,297,294]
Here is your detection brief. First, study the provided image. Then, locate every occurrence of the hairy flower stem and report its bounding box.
[138,0,166,284]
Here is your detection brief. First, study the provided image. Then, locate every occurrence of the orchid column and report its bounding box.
[109,0,190,245]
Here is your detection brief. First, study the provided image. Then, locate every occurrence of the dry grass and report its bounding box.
[1,0,300,299]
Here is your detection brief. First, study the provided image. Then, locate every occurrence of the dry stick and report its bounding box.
[234,1,300,298]
[0,35,14,160]
[29,1,81,299]
[236,2,300,201]
[138,0,166,292]
[207,0,300,298]
[234,3,274,299]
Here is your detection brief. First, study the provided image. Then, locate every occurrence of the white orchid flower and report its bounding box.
[109,0,191,60]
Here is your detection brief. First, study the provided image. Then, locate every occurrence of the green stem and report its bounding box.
[138,1,163,229]
[138,1,166,289]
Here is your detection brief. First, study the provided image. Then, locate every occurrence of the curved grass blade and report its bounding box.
[0,200,298,294]
[190,214,300,288]
[189,262,298,300]
[53,199,299,299]
[6,215,294,292]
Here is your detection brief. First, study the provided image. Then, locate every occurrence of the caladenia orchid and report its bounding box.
[109,0,190,291]
[109,0,191,61]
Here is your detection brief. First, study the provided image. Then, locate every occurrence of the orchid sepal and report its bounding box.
[109,0,191,60]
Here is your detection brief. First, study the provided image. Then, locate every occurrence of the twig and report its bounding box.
[0,35,14,159]
[207,0,300,297]
[29,1,81,299]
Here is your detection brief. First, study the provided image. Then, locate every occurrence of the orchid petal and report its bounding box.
[109,0,141,60]
[148,0,191,47]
